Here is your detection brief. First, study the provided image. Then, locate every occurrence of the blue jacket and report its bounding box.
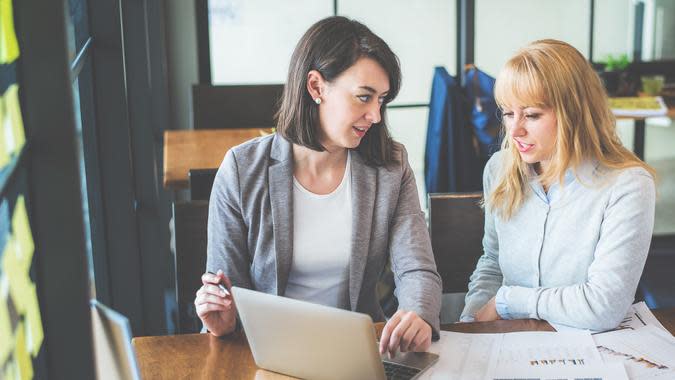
[464,67,501,159]
[424,67,482,194]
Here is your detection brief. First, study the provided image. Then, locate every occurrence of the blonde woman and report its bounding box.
[460,39,656,330]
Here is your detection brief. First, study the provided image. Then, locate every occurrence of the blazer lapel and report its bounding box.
[348,151,377,310]
[268,134,294,296]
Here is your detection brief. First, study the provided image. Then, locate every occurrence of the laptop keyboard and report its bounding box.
[383,361,421,380]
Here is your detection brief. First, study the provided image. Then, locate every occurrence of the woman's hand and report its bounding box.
[379,309,432,357]
[474,296,501,322]
[194,270,237,336]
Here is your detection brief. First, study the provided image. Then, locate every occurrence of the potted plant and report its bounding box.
[598,54,639,96]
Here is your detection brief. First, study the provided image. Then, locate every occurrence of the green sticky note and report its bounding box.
[11,196,34,265]
[0,0,20,63]
[0,99,8,168]
[25,283,43,357]
[14,321,34,380]
[0,278,14,364]
[1,237,31,314]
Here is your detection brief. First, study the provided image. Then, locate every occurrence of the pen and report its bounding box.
[207,271,231,297]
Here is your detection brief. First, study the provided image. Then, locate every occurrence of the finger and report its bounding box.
[380,310,404,354]
[400,322,420,353]
[389,313,414,357]
[410,326,431,352]
[195,302,229,318]
[196,293,232,307]
[197,284,229,298]
[394,313,417,352]
[201,272,221,285]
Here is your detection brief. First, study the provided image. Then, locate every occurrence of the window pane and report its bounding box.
[386,107,429,210]
[339,0,456,105]
[209,0,332,84]
[72,78,96,298]
[593,0,633,61]
[67,0,90,63]
[475,0,590,76]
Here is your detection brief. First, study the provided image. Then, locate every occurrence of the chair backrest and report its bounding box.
[189,168,218,201]
[428,192,484,294]
[191,84,284,129]
[173,200,209,333]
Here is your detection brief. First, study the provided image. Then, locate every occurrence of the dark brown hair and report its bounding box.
[275,16,401,166]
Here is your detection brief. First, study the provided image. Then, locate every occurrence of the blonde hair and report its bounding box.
[488,39,655,219]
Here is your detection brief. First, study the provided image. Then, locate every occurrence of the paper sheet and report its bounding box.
[492,361,628,380]
[420,332,498,379]
[618,302,669,333]
[419,330,606,380]
[549,302,668,334]
[485,331,605,379]
[594,325,675,380]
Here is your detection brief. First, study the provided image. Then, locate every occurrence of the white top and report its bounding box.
[285,152,352,307]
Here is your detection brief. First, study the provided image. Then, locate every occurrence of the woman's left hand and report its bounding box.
[379,309,432,357]
[474,296,501,322]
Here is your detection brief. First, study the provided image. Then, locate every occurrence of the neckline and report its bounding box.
[293,151,351,198]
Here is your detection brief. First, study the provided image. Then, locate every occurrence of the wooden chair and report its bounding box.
[173,200,209,333]
[188,168,218,201]
[191,84,284,129]
[428,192,484,322]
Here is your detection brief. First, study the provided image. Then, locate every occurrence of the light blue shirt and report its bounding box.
[495,166,577,319]
[462,151,655,330]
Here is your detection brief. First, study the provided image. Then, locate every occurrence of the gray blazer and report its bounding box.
[206,133,442,333]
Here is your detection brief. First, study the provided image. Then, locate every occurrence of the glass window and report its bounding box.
[387,107,429,208]
[208,0,332,84]
[72,77,96,298]
[67,0,90,62]
[475,0,590,76]
[339,0,456,105]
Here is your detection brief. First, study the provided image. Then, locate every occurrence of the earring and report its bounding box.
[314,97,322,105]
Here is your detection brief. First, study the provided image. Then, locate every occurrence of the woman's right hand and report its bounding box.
[195,270,237,336]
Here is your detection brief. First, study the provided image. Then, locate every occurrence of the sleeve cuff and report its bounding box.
[500,286,540,320]
[495,286,511,319]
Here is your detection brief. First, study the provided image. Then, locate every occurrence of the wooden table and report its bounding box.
[163,128,272,190]
[133,308,675,379]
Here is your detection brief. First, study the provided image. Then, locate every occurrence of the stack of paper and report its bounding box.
[610,96,668,117]
[418,302,675,379]
[591,302,675,380]
[419,330,627,379]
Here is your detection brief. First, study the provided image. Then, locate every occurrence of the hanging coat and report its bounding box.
[424,67,482,194]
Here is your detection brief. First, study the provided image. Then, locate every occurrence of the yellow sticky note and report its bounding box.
[2,239,32,314]
[0,277,14,364]
[25,283,44,357]
[14,321,34,380]
[0,96,8,168]
[12,195,34,265]
[0,135,8,168]
[0,0,20,63]
[3,358,17,380]
[5,84,26,155]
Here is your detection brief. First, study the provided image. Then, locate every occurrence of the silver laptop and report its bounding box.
[232,286,438,380]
